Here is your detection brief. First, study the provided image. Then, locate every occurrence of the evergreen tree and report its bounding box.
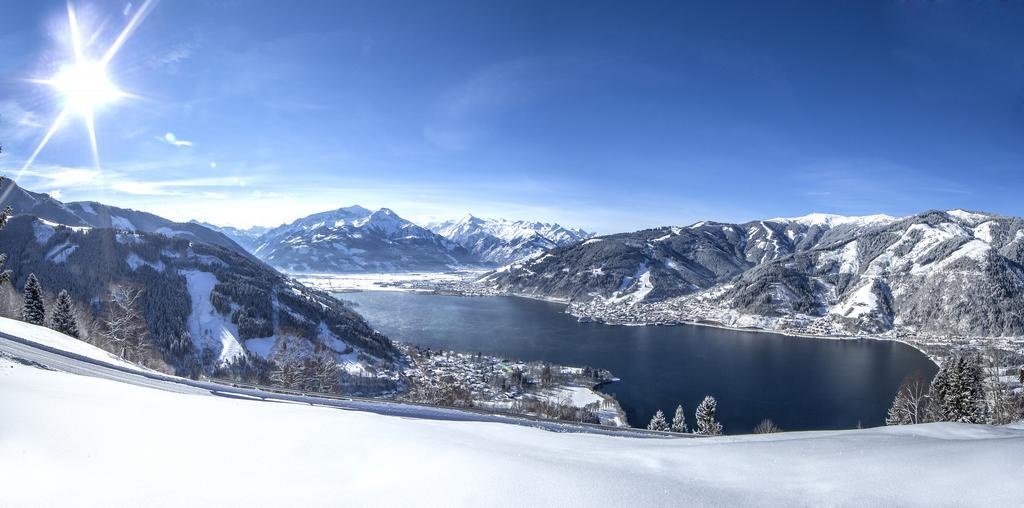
[646,409,669,431]
[928,358,954,422]
[694,395,723,436]
[670,404,687,433]
[21,273,46,325]
[49,289,80,338]
[885,389,912,425]
[949,353,986,424]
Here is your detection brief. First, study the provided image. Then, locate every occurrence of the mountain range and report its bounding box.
[201,206,592,272]
[427,214,591,266]
[10,176,1022,341]
[482,211,1024,338]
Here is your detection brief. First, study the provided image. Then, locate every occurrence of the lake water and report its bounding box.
[340,291,937,433]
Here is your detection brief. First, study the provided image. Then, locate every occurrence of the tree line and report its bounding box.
[646,395,737,436]
[886,351,1023,426]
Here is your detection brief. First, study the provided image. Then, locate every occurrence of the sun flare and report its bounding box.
[15,1,153,178]
[49,60,122,113]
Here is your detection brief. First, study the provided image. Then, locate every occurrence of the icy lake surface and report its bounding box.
[340,291,937,432]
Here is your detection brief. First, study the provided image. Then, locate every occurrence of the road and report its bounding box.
[0,330,681,439]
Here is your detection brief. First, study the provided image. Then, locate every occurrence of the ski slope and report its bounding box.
[1,321,1023,506]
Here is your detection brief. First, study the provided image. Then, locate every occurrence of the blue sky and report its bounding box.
[1,0,1022,232]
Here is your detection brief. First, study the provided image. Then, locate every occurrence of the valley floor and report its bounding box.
[2,325,1023,506]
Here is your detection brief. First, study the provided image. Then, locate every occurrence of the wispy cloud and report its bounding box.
[423,56,579,151]
[159,131,193,147]
[147,39,197,71]
[110,176,244,196]
[16,166,102,188]
[0,100,46,143]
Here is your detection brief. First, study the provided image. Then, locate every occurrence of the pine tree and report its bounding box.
[885,389,912,425]
[49,289,80,338]
[928,358,954,422]
[646,409,669,431]
[670,404,687,433]
[21,273,46,325]
[950,353,985,424]
[694,395,723,436]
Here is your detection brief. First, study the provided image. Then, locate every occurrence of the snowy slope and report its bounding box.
[429,214,592,265]
[2,353,1023,507]
[0,317,144,371]
[182,270,247,364]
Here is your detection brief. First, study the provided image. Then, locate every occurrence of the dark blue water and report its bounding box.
[340,291,937,433]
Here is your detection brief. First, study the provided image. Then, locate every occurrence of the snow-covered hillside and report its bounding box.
[485,209,1024,339]
[2,333,1022,507]
[0,214,399,380]
[251,206,475,273]
[429,214,591,265]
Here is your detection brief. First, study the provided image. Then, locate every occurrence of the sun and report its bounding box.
[50,60,123,113]
[16,1,154,176]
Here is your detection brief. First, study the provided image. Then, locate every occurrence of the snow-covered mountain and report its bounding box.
[192,221,269,251]
[483,210,1024,338]
[0,179,251,258]
[251,206,475,273]
[0,182,399,380]
[428,214,592,265]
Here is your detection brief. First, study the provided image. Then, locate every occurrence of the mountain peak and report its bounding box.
[768,212,899,228]
[335,204,372,217]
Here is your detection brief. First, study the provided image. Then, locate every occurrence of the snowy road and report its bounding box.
[0,330,672,439]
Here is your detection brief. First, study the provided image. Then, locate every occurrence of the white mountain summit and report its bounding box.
[428,213,592,265]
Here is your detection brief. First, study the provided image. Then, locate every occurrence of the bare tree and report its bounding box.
[270,348,307,389]
[753,418,782,434]
[0,283,23,319]
[305,351,340,393]
[887,373,929,425]
[100,283,150,363]
[985,349,1015,425]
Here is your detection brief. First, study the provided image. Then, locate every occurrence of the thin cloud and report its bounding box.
[16,166,101,188]
[159,132,193,147]
[110,176,245,196]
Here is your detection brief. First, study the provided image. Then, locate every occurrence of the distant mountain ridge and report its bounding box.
[192,221,268,251]
[428,214,592,265]
[197,206,592,272]
[0,179,251,258]
[248,206,475,273]
[482,209,1024,339]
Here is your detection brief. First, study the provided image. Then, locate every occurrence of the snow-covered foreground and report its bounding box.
[2,350,1023,506]
[0,317,145,372]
